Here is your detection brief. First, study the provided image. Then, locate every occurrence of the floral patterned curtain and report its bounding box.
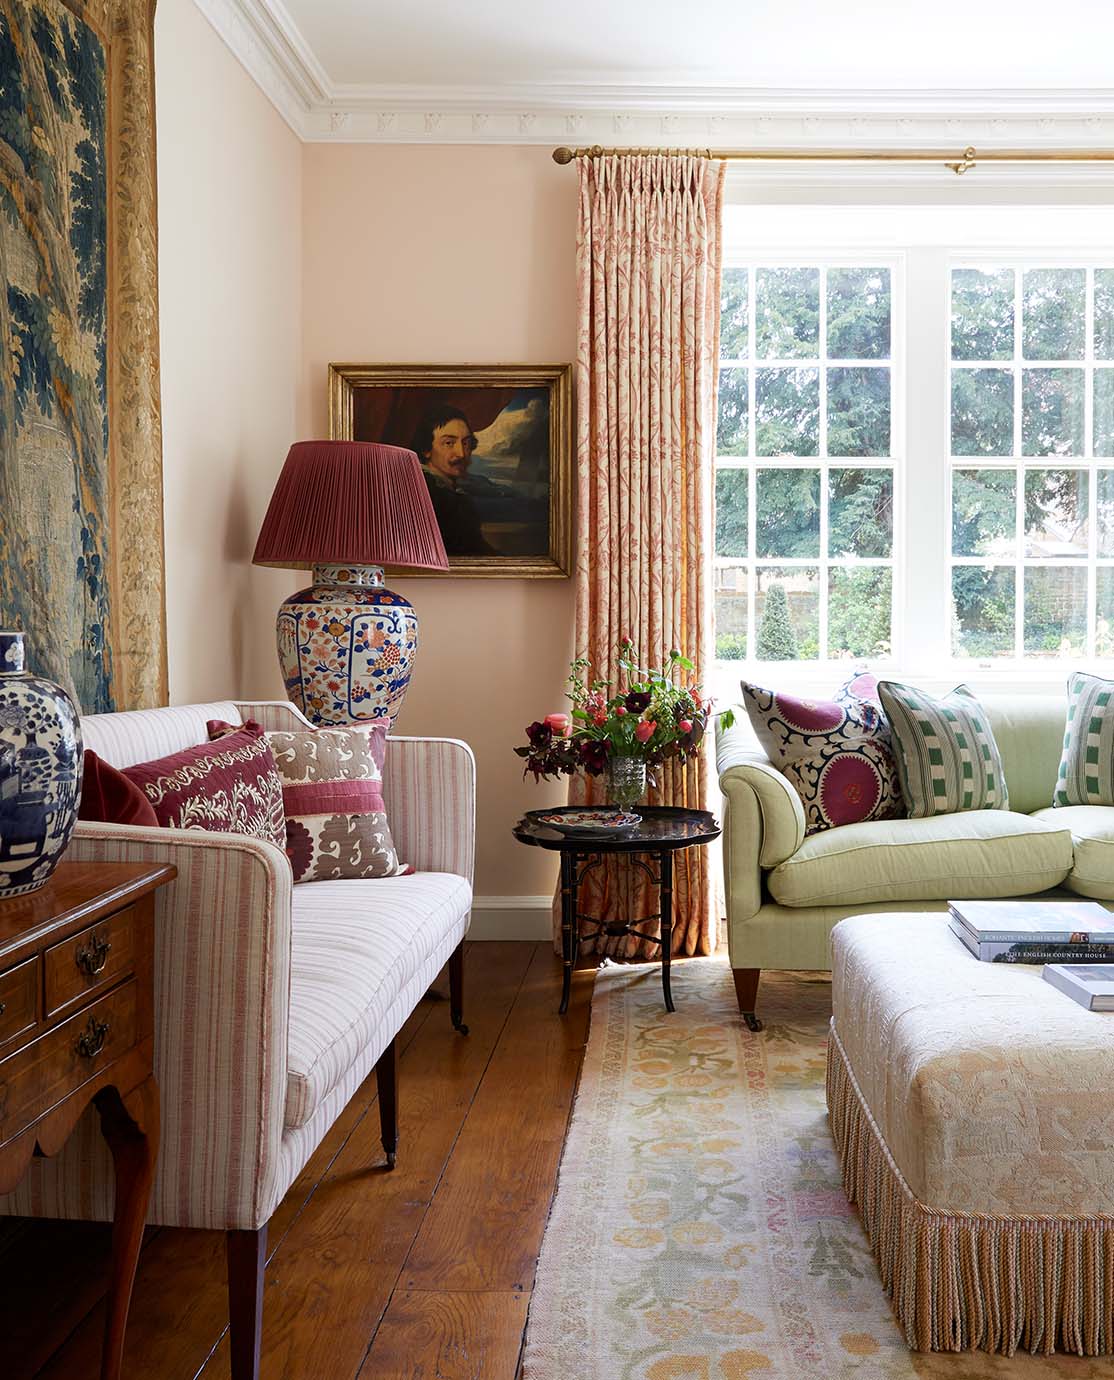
[565,152,725,959]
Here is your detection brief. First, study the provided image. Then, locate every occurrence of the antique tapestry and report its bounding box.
[0,0,164,712]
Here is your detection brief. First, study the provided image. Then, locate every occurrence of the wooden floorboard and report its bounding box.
[2,940,592,1380]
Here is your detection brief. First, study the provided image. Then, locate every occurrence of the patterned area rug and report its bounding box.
[522,959,1114,1379]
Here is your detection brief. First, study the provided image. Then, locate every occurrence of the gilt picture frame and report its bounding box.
[329,363,573,578]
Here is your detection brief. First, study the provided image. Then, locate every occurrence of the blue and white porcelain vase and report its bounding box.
[0,631,83,899]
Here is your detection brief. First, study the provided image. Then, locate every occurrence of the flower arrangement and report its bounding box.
[515,640,733,783]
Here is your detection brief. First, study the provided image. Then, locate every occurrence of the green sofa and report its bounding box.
[716,691,1114,1028]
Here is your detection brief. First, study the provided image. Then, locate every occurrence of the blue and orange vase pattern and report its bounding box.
[276,565,419,726]
[0,630,83,898]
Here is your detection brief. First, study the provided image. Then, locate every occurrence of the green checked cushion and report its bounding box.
[1054,671,1114,806]
[876,681,1008,817]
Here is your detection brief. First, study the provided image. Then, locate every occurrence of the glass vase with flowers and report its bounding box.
[514,640,732,810]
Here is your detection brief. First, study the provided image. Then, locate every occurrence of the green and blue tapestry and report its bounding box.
[0,0,111,711]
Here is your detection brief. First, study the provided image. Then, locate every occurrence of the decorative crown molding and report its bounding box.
[196,0,1114,161]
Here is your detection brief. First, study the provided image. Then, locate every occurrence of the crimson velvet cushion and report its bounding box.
[741,676,903,834]
[209,719,408,882]
[78,750,158,826]
[122,723,286,848]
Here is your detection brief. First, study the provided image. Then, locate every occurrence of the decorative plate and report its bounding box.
[534,809,642,835]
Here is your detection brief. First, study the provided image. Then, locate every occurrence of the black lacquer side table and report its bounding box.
[513,806,721,1015]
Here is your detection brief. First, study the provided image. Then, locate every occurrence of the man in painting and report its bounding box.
[411,404,497,555]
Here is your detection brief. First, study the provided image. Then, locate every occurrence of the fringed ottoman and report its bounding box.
[827,912,1114,1357]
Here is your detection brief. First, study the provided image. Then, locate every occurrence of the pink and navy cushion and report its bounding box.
[740,677,903,834]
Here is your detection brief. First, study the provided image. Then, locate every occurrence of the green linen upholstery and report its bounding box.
[1031,805,1114,899]
[976,694,1066,815]
[767,811,1072,908]
[877,681,1008,816]
[1054,671,1114,807]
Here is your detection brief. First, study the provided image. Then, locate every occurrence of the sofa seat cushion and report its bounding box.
[767,810,1073,909]
[285,871,472,1129]
[1031,805,1114,900]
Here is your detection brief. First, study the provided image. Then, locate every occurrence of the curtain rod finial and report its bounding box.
[552,146,575,165]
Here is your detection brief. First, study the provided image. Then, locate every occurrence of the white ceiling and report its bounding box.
[278,0,1114,93]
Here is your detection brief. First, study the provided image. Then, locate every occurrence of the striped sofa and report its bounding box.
[0,699,475,1380]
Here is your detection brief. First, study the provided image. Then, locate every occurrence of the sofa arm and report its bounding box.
[4,823,294,1232]
[716,719,805,925]
[382,736,476,883]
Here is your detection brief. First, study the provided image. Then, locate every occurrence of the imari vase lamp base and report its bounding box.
[253,441,449,727]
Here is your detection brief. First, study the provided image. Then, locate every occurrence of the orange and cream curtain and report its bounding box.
[567,153,726,958]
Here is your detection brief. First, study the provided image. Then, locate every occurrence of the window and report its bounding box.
[714,261,897,665]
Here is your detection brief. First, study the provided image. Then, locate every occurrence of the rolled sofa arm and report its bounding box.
[0,822,294,1232]
[381,736,477,884]
[716,718,805,924]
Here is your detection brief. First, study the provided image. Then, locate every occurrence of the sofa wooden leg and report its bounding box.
[449,939,468,1035]
[376,1036,399,1169]
[732,968,763,1032]
[227,1224,267,1380]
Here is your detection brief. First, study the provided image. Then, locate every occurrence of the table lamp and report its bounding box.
[253,440,449,725]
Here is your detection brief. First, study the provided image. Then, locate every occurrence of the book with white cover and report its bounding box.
[949,918,1114,964]
[948,899,1114,944]
[1042,964,1114,1012]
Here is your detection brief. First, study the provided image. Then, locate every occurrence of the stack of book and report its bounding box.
[948,899,1114,964]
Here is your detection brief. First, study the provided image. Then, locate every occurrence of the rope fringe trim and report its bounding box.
[826,1023,1114,1356]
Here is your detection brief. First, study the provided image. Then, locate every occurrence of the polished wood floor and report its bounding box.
[0,942,595,1380]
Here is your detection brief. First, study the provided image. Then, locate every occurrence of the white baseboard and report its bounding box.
[469,895,553,941]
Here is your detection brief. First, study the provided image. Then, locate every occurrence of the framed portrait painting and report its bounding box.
[329,363,572,577]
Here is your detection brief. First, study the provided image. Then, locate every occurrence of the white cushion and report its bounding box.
[285,872,472,1128]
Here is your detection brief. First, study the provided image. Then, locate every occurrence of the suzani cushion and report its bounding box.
[740,679,903,835]
[1053,670,1114,806]
[210,719,408,883]
[122,724,286,847]
[876,680,1008,817]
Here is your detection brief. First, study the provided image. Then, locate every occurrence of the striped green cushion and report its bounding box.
[1054,671,1114,806]
[876,681,1008,817]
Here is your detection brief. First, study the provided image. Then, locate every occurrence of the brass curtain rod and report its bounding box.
[551,145,1114,175]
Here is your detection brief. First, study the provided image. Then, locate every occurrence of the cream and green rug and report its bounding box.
[523,958,1111,1379]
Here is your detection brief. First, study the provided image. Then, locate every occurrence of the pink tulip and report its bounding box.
[679,719,693,733]
[635,720,656,743]
[544,713,571,736]
[615,706,627,717]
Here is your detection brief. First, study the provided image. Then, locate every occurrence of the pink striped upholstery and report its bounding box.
[0,700,475,1233]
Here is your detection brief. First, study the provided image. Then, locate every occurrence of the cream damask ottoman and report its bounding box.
[827,912,1114,1357]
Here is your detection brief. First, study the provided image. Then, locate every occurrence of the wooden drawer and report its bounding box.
[0,979,137,1146]
[0,956,38,1047]
[44,905,136,1019]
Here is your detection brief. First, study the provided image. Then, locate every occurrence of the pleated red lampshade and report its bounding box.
[252,440,448,572]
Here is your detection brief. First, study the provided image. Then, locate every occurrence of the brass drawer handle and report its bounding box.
[76,1016,109,1059]
[0,1002,5,1017]
[76,932,111,977]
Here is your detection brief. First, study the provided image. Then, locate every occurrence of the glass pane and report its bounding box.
[714,468,748,558]
[1097,567,1114,657]
[951,267,1014,361]
[755,467,820,557]
[1095,270,1114,361]
[1024,566,1087,657]
[755,267,819,359]
[1099,470,1114,557]
[951,368,1013,456]
[1022,268,1085,361]
[720,267,748,360]
[714,567,747,661]
[717,368,748,457]
[951,469,1016,557]
[1096,369,1114,458]
[827,267,890,359]
[1022,368,1084,457]
[755,566,819,660]
[1024,469,1088,557]
[828,568,892,660]
[827,367,890,457]
[828,468,893,557]
[952,567,1015,658]
[756,368,819,456]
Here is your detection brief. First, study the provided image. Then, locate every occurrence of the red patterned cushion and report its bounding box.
[741,677,903,835]
[78,750,159,826]
[123,724,286,848]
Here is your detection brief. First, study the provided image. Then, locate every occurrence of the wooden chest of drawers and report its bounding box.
[0,860,176,1380]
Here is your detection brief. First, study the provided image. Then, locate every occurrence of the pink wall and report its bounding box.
[300,145,578,898]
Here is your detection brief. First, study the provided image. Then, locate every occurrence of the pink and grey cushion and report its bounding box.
[740,677,903,834]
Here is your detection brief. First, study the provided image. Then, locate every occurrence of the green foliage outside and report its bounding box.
[755,583,798,660]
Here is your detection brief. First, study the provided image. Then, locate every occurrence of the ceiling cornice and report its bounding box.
[196,0,1114,155]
